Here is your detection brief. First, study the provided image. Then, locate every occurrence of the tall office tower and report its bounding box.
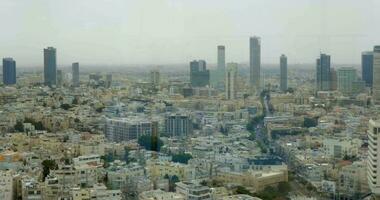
[367,119,380,195]
[362,51,374,87]
[225,63,238,100]
[217,45,225,70]
[105,74,112,88]
[56,70,63,87]
[165,113,193,137]
[373,46,380,103]
[330,68,337,91]
[150,69,160,86]
[280,54,288,92]
[190,60,210,87]
[44,47,57,86]
[316,53,331,91]
[2,58,16,85]
[249,36,261,93]
[337,67,357,96]
[72,62,79,87]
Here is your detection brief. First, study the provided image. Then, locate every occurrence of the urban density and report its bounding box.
[1,1,380,200]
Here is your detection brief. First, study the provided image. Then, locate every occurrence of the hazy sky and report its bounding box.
[1,0,380,67]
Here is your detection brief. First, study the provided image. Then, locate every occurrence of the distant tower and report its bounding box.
[250,36,261,93]
[362,51,374,87]
[150,69,160,86]
[72,62,79,87]
[56,70,63,87]
[106,74,112,88]
[330,68,337,91]
[2,58,16,85]
[373,46,380,102]
[280,54,288,92]
[190,60,210,87]
[337,67,357,96]
[217,46,225,71]
[44,47,57,86]
[225,63,238,100]
[316,53,331,91]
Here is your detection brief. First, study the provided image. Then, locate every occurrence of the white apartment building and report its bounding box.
[0,170,13,200]
[139,189,185,200]
[175,182,212,200]
[368,119,380,195]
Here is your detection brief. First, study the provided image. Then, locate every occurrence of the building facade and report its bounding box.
[190,60,210,87]
[44,47,57,86]
[316,53,331,91]
[373,46,380,103]
[72,62,80,87]
[105,117,155,142]
[280,54,287,92]
[165,114,193,137]
[337,67,357,96]
[249,37,261,93]
[362,51,374,87]
[2,58,16,85]
[225,63,238,100]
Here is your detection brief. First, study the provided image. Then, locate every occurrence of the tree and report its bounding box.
[41,159,58,181]
[236,186,252,196]
[304,117,318,128]
[14,121,24,132]
[172,153,193,164]
[138,135,164,152]
[60,103,72,110]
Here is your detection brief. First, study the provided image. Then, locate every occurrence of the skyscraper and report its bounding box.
[2,58,16,85]
[280,54,287,92]
[44,47,57,86]
[217,45,225,70]
[362,51,374,87]
[150,69,160,86]
[330,68,337,91]
[337,67,357,96]
[105,74,112,88]
[56,70,63,87]
[367,119,380,195]
[373,46,380,102]
[225,63,238,100]
[72,62,79,87]
[190,60,210,87]
[249,36,261,93]
[316,53,331,91]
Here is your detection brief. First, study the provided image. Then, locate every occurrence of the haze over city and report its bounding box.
[1,0,380,66]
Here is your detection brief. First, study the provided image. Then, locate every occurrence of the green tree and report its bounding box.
[172,153,193,164]
[14,121,24,132]
[60,103,72,110]
[41,159,58,181]
[236,186,252,196]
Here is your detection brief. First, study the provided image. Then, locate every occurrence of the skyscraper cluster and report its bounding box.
[190,60,210,87]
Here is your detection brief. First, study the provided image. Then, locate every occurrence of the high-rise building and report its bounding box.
[316,53,331,91]
[225,63,238,100]
[250,36,261,93]
[190,60,210,87]
[330,68,337,91]
[367,119,380,195]
[105,74,112,88]
[362,51,374,87]
[2,58,16,85]
[44,47,57,86]
[280,54,287,92]
[217,45,225,70]
[165,113,193,137]
[337,67,357,96]
[72,62,79,87]
[56,70,63,87]
[150,69,160,86]
[373,46,380,103]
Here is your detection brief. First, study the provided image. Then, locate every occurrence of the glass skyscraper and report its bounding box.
[44,47,57,86]
[280,54,288,92]
[362,51,374,87]
[316,53,331,91]
[2,58,16,85]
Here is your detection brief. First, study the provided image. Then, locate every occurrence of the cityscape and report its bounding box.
[1,1,380,200]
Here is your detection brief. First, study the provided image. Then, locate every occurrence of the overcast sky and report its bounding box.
[1,0,379,67]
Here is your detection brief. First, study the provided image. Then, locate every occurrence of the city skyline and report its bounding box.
[1,0,380,66]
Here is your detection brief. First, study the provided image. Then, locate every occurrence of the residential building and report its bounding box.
[105,117,155,142]
[175,182,212,200]
[367,119,380,195]
[165,113,193,137]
